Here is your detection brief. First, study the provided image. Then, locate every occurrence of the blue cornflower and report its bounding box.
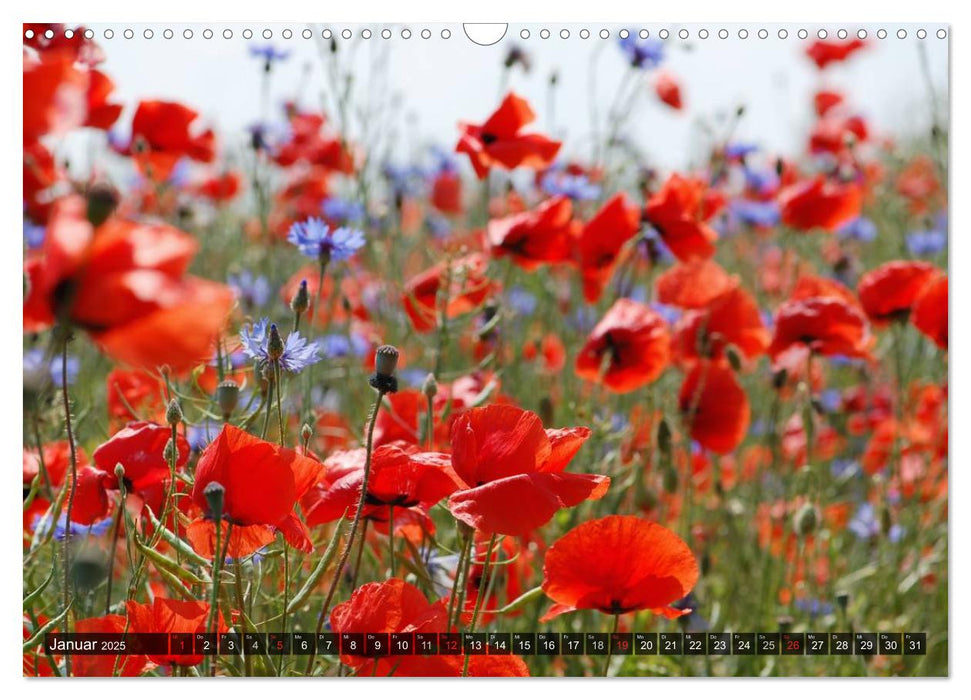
[249,44,291,64]
[382,163,427,198]
[830,458,861,480]
[228,270,272,309]
[318,333,370,359]
[618,32,664,69]
[24,221,45,249]
[240,318,321,374]
[795,598,835,617]
[725,142,759,160]
[540,170,601,201]
[838,217,878,243]
[848,503,903,542]
[321,197,365,225]
[287,217,366,262]
[34,513,113,541]
[507,287,538,316]
[818,388,842,414]
[743,166,779,195]
[426,215,452,240]
[731,199,780,227]
[650,301,682,326]
[187,419,225,452]
[906,229,947,257]
[24,348,78,387]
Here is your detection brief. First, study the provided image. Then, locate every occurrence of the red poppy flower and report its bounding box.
[487,196,575,270]
[806,39,867,69]
[574,193,641,302]
[84,69,122,130]
[194,171,242,202]
[126,598,226,667]
[447,405,608,535]
[644,174,721,261]
[679,360,751,454]
[672,286,769,363]
[857,260,939,323]
[24,141,62,224]
[778,177,862,232]
[814,90,844,117]
[655,259,737,309]
[768,297,872,360]
[330,579,528,676]
[402,254,497,333]
[456,93,561,179]
[93,421,189,496]
[23,196,234,373]
[187,425,324,558]
[896,155,941,213]
[23,50,87,144]
[790,274,861,309]
[272,107,354,172]
[912,273,947,349]
[120,101,216,180]
[74,615,149,676]
[541,515,698,620]
[654,71,683,110]
[301,443,461,527]
[575,298,671,392]
[431,170,463,214]
[809,115,868,155]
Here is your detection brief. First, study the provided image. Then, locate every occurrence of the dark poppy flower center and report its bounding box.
[480,132,498,145]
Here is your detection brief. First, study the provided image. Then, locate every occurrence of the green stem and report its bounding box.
[306,391,386,674]
[58,336,78,677]
[603,613,620,677]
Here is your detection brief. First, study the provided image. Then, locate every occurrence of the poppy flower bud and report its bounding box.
[369,344,400,394]
[114,463,127,495]
[204,481,226,522]
[267,324,285,361]
[163,438,178,465]
[794,502,820,536]
[880,506,894,536]
[71,549,108,592]
[421,372,438,400]
[662,465,679,494]
[290,279,310,315]
[216,380,240,419]
[836,591,850,612]
[539,396,554,427]
[725,346,742,372]
[85,181,120,227]
[777,615,793,634]
[772,367,789,390]
[165,398,183,427]
[658,418,672,455]
[301,423,313,446]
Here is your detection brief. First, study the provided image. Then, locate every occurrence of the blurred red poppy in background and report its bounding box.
[574,193,641,302]
[672,286,769,363]
[23,196,235,373]
[805,38,867,69]
[857,260,939,323]
[575,298,671,392]
[768,297,872,360]
[447,405,608,535]
[655,259,737,309]
[402,254,496,333]
[912,273,948,349]
[456,93,561,179]
[644,174,722,261]
[654,71,683,110]
[679,360,751,454]
[779,177,862,232]
[187,425,324,558]
[116,100,216,180]
[487,196,575,269]
[541,515,698,620]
